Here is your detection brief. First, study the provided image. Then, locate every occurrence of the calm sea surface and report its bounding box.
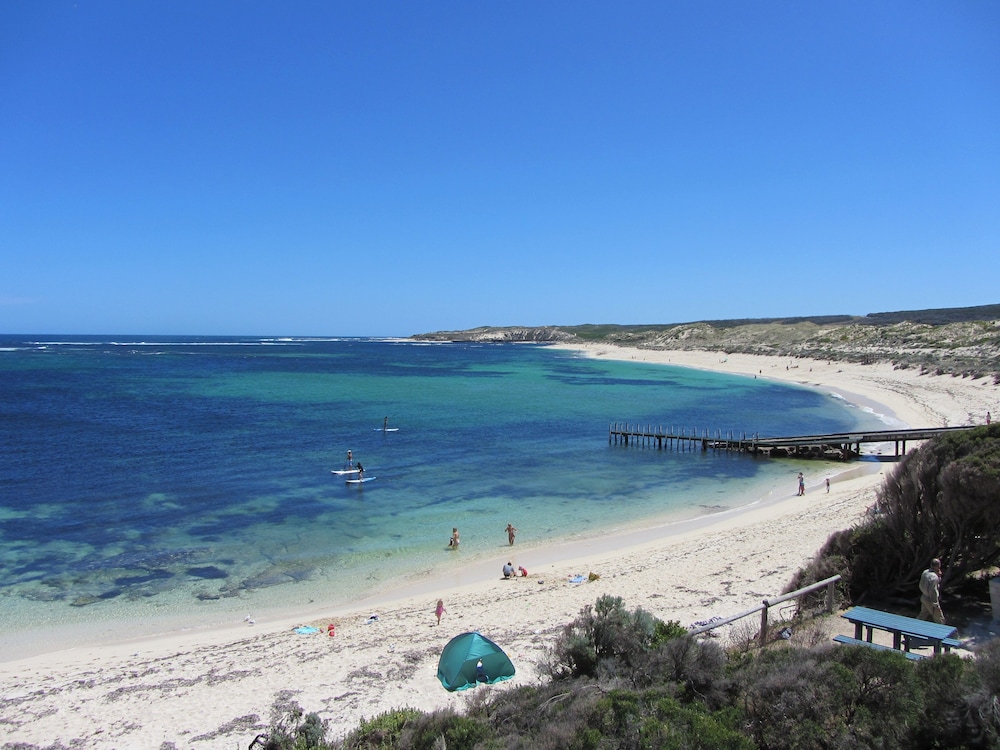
[0,336,887,655]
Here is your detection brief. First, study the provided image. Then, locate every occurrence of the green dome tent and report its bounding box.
[436,631,515,692]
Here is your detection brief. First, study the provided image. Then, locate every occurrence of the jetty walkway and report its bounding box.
[608,423,977,460]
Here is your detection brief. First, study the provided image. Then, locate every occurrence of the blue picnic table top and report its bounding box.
[842,606,957,654]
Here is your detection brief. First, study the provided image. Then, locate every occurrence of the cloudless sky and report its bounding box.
[2,2,998,336]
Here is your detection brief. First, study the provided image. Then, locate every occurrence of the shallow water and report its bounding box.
[0,336,887,655]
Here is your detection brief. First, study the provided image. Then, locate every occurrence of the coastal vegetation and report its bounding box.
[261,608,1000,749]
[791,424,1000,607]
[255,427,1000,749]
[412,303,1000,380]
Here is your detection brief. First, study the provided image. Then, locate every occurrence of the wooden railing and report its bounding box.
[689,574,841,647]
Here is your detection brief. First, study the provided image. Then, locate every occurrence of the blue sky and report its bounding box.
[2,2,998,336]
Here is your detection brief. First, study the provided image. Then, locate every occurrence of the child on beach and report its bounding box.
[435,599,445,625]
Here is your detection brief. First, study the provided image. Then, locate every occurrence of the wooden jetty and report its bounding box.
[608,423,977,460]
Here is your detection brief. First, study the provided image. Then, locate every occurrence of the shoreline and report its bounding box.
[2,344,995,748]
[556,344,995,430]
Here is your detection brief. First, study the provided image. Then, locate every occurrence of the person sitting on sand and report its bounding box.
[518,565,528,577]
[502,562,515,579]
[448,527,460,549]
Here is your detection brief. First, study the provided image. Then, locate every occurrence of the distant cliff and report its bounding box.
[411,326,578,343]
[412,304,1000,380]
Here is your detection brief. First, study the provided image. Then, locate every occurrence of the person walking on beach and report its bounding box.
[825,477,830,493]
[448,527,460,550]
[505,523,517,546]
[797,472,805,496]
[435,599,445,625]
[918,558,945,624]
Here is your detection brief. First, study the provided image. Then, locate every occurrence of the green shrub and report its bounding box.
[397,709,494,750]
[734,645,926,750]
[341,709,421,749]
[647,635,728,704]
[911,653,971,748]
[254,697,335,750]
[546,595,686,685]
[583,688,752,750]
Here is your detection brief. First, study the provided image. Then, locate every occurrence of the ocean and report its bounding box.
[0,336,887,657]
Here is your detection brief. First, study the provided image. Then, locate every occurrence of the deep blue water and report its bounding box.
[0,336,885,646]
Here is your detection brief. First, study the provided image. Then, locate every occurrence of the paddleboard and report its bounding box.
[346,476,376,484]
[331,469,360,475]
[374,427,400,432]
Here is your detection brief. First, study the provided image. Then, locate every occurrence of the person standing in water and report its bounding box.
[449,527,460,549]
[505,523,517,546]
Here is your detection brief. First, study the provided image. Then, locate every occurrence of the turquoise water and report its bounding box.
[0,336,886,654]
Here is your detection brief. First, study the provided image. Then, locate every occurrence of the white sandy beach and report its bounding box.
[1,345,996,749]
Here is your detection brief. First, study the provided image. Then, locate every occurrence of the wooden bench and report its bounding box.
[833,634,925,660]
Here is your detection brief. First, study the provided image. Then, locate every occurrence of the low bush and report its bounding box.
[341,709,421,750]
[545,594,687,686]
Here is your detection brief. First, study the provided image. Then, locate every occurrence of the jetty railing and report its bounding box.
[609,423,977,459]
[689,574,841,648]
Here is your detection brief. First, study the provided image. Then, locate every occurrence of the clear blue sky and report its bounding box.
[2,2,998,336]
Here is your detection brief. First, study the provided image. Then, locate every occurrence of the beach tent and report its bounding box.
[436,631,515,692]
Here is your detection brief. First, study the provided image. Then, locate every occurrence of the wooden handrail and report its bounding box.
[688,574,842,648]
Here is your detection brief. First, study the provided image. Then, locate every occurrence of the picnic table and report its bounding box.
[841,606,958,655]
